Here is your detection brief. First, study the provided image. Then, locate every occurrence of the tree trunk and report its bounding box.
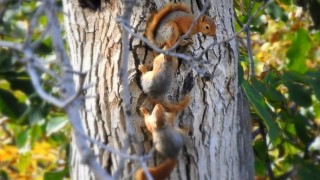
[63,0,254,179]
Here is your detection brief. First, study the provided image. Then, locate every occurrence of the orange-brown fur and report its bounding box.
[136,104,187,180]
[135,158,177,180]
[145,3,216,49]
[150,94,190,113]
[145,3,191,46]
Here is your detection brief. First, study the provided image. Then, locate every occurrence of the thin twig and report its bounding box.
[26,58,63,107]
[0,41,23,51]
[119,0,136,136]
[234,0,256,77]
[114,0,138,178]
[25,1,46,47]
[44,0,112,178]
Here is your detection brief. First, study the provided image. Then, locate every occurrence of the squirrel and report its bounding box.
[145,3,216,49]
[139,53,190,112]
[139,53,178,98]
[135,104,187,180]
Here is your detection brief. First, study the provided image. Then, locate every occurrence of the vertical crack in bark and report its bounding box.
[91,19,99,143]
[182,71,194,94]
[106,152,113,174]
[80,8,89,30]
[185,154,192,180]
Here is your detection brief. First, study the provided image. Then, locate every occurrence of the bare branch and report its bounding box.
[119,0,137,137]
[26,57,64,107]
[114,0,139,178]
[32,56,60,79]
[25,1,46,46]
[0,41,23,51]
[234,0,256,77]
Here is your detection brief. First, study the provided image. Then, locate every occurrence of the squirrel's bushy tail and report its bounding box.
[151,95,190,113]
[135,158,177,180]
[145,3,190,46]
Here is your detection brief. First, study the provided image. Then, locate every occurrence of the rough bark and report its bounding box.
[63,0,254,179]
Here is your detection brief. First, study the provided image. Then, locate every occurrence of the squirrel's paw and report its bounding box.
[138,64,148,74]
[180,38,193,46]
[139,106,149,116]
[179,127,189,135]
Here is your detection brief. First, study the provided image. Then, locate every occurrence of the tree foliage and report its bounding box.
[0,0,319,179]
[237,0,320,179]
[0,1,69,179]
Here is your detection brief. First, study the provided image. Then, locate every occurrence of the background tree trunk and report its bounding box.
[63,0,254,179]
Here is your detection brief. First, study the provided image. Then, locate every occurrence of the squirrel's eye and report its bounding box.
[205,25,210,30]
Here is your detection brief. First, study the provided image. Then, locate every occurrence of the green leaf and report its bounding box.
[280,0,292,5]
[16,153,32,173]
[49,133,68,146]
[238,63,244,86]
[263,70,281,87]
[0,89,27,120]
[16,128,30,148]
[30,125,43,146]
[253,140,268,176]
[0,50,14,72]
[28,107,45,125]
[44,170,67,180]
[281,120,296,139]
[266,88,286,104]
[283,71,305,83]
[46,116,68,136]
[285,82,312,107]
[242,80,280,144]
[0,170,9,180]
[286,29,312,73]
[254,158,267,176]
[265,2,288,21]
[3,71,35,95]
[294,115,313,145]
[310,77,320,102]
[254,140,268,161]
[298,162,320,180]
[251,78,267,95]
[314,102,320,121]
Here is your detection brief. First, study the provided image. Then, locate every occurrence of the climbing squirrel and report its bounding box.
[145,3,216,49]
[135,104,187,180]
[139,53,190,112]
[139,53,178,98]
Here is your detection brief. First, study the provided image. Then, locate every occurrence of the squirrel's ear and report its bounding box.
[212,15,217,20]
[200,16,205,22]
[153,104,167,128]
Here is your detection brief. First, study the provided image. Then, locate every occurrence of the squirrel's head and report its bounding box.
[199,15,216,36]
[152,104,167,128]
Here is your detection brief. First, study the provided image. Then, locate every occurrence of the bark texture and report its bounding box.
[63,0,254,179]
